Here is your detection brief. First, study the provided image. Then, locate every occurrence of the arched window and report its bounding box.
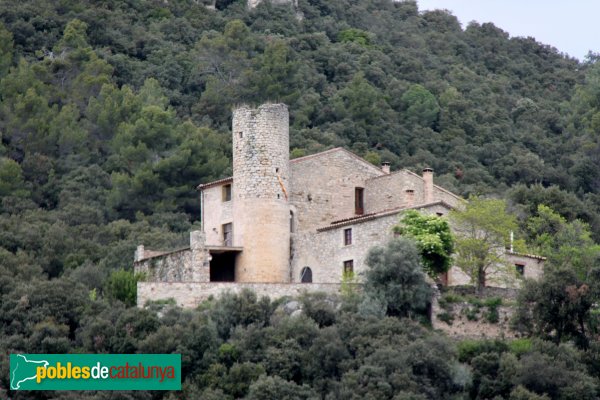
[300,267,312,283]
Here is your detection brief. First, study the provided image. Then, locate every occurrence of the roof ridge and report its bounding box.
[197,176,233,190]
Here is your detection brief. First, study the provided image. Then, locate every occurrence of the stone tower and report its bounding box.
[232,103,291,283]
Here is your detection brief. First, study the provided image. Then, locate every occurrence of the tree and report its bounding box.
[525,205,600,279]
[105,269,141,307]
[401,84,440,128]
[245,375,318,400]
[364,238,432,318]
[0,23,13,78]
[394,210,454,278]
[449,197,518,291]
[513,267,599,348]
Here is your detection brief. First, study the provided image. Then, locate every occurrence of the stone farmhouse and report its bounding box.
[135,103,545,307]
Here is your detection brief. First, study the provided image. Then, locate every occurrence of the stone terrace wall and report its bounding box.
[433,304,517,339]
[138,282,342,308]
[431,286,520,338]
[134,231,211,283]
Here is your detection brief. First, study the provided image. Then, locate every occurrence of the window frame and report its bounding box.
[222,223,233,247]
[222,184,232,202]
[344,228,352,246]
[515,263,525,276]
[343,260,354,275]
[355,187,364,215]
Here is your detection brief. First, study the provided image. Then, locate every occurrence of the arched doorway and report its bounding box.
[300,267,312,283]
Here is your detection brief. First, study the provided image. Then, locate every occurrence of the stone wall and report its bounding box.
[247,0,297,9]
[365,170,425,213]
[232,104,289,201]
[134,231,210,283]
[431,286,519,338]
[365,170,462,214]
[506,253,544,281]
[291,203,451,283]
[232,104,291,283]
[202,183,233,246]
[447,253,544,288]
[135,248,193,282]
[433,185,464,208]
[137,282,342,308]
[289,149,385,232]
[432,303,517,339]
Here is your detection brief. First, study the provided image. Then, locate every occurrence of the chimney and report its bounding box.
[405,189,415,207]
[135,245,145,262]
[381,161,391,174]
[423,168,434,203]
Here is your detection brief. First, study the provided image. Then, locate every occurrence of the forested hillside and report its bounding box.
[2,0,600,398]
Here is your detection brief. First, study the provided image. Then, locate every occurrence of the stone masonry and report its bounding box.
[231,104,290,283]
[135,102,546,308]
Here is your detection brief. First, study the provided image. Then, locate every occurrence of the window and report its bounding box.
[343,260,354,275]
[300,267,312,283]
[436,212,444,217]
[223,223,233,246]
[222,184,232,202]
[355,187,364,215]
[515,264,525,276]
[238,131,243,138]
[344,228,352,246]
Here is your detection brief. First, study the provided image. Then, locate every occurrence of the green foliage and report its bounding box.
[338,28,372,46]
[401,84,440,128]
[450,197,518,290]
[525,205,600,279]
[364,238,432,318]
[105,269,141,306]
[0,157,28,198]
[513,267,599,348]
[438,311,454,325]
[0,1,600,398]
[509,385,550,400]
[0,23,13,78]
[395,209,454,278]
[246,375,318,400]
[209,289,274,340]
[509,338,532,357]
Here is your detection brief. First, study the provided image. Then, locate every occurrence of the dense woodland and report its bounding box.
[2,0,600,398]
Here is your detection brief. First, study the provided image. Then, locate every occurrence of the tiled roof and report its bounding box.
[316,201,455,232]
[197,177,233,190]
[505,251,547,261]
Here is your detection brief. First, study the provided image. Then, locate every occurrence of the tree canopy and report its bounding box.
[394,209,454,278]
[1,1,600,398]
[450,197,518,290]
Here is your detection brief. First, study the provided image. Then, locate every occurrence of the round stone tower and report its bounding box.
[232,103,291,283]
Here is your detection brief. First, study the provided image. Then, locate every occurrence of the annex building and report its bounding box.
[135,103,544,307]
